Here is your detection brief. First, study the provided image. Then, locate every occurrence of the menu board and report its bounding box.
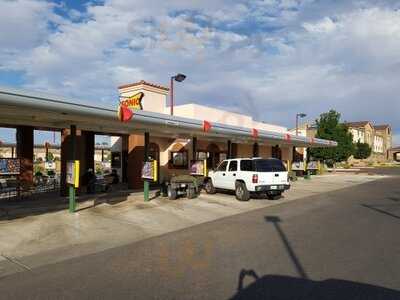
[142,160,157,181]
[0,159,21,175]
[190,160,207,176]
[307,161,319,170]
[291,161,305,171]
[66,160,80,188]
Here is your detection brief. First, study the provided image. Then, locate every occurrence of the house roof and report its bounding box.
[344,121,371,128]
[374,124,390,130]
[118,80,169,91]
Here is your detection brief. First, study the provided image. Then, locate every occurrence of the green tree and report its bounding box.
[47,152,54,161]
[309,110,354,164]
[353,141,371,159]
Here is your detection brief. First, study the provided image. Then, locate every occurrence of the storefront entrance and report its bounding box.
[206,143,227,170]
[272,145,282,160]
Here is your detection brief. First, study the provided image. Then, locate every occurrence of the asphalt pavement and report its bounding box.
[0,168,399,299]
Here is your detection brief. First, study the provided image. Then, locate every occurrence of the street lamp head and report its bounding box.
[298,113,307,118]
[173,73,186,82]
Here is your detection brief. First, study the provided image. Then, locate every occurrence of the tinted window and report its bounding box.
[240,160,253,171]
[217,161,228,172]
[228,161,237,171]
[254,159,286,172]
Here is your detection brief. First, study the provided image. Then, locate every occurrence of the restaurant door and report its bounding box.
[272,145,282,160]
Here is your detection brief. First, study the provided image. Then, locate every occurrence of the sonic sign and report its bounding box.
[120,92,144,110]
[118,92,144,122]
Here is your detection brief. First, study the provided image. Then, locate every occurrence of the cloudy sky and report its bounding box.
[0,0,399,145]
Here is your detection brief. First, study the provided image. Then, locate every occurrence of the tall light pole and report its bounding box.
[170,73,186,116]
[296,113,307,136]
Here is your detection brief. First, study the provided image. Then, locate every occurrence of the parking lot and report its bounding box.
[0,173,388,278]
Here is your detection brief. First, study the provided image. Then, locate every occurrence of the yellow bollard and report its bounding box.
[286,160,291,172]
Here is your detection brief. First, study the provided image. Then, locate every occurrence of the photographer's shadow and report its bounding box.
[230,216,400,299]
[231,269,400,300]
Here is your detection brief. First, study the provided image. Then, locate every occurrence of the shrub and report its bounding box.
[353,141,372,159]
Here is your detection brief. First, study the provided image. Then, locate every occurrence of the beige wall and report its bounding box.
[375,128,392,154]
[173,103,288,133]
[173,104,254,128]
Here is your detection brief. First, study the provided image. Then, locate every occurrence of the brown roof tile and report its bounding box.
[344,121,370,128]
[118,80,169,91]
[374,124,390,130]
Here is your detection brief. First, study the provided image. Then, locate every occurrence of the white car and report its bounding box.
[205,158,290,201]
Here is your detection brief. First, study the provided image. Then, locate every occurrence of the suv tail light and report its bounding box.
[252,174,258,183]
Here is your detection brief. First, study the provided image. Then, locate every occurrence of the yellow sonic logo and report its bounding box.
[120,92,144,110]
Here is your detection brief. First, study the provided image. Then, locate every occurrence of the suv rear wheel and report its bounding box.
[205,180,216,194]
[235,182,250,201]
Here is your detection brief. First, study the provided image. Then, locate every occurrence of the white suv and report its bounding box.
[205,158,290,201]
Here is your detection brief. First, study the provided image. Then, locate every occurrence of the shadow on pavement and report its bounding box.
[0,189,137,220]
[229,215,400,299]
[230,269,400,300]
[265,216,308,279]
[362,204,400,220]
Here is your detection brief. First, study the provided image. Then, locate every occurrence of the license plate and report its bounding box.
[271,185,277,190]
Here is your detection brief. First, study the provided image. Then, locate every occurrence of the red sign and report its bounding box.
[252,128,259,138]
[203,120,212,132]
[285,133,291,141]
[118,105,134,122]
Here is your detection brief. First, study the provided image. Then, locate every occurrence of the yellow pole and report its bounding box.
[153,160,158,182]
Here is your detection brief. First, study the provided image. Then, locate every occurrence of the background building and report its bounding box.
[345,122,392,162]
[299,121,393,163]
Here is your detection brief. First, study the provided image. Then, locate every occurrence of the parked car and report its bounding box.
[205,158,290,201]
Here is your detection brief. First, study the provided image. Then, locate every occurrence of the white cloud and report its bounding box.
[303,17,338,33]
[0,0,55,50]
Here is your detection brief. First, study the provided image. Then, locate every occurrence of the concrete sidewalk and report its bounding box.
[0,173,388,278]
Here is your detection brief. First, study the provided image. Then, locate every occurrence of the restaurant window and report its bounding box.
[219,153,227,162]
[196,151,208,160]
[170,150,188,168]
[111,152,121,168]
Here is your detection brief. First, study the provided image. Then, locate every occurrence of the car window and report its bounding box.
[240,160,253,171]
[254,159,286,172]
[228,161,237,171]
[216,161,228,172]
